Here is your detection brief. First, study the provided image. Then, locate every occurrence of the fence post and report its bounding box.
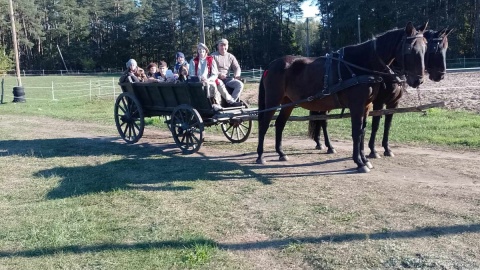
[51,81,55,100]
[112,77,115,100]
[42,69,44,76]
[1,78,4,104]
[89,80,92,101]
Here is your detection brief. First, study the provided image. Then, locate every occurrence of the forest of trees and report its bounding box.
[0,0,479,72]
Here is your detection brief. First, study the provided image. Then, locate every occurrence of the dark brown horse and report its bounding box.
[367,27,453,158]
[256,22,427,173]
[307,27,453,158]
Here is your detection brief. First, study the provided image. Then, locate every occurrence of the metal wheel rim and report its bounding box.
[221,119,252,143]
[114,93,144,144]
[221,100,252,143]
[171,105,204,154]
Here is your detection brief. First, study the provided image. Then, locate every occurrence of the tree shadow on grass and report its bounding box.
[1,223,479,258]
[2,136,358,199]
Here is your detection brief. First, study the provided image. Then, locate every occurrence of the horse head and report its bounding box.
[424,27,454,82]
[373,22,427,88]
[396,22,428,88]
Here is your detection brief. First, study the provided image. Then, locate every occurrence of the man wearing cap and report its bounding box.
[189,43,242,110]
[211,38,243,101]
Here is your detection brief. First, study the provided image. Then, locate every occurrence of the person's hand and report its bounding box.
[234,76,241,80]
[201,76,207,83]
[219,74,227,80]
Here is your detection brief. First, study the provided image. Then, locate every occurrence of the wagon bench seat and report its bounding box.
[118,81,215,117]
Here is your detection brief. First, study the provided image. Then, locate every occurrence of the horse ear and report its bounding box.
[405,21,414,35]
[445,28,454,36]
[418,21,428,32]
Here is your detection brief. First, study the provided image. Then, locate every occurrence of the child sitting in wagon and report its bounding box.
[156,61,175,82]
[119,59,146,83]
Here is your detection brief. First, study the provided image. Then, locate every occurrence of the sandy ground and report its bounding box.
[242,71,480,113]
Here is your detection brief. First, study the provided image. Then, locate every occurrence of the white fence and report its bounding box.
[1,78,120,103]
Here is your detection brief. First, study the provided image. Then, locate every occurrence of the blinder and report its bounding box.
[427,37,445,54]
[402,33,425,56]
[396,33,425,80]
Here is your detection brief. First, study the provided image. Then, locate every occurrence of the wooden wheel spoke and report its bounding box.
[131,122,138,138]
[224,124,234,133]
[170,105,203,154]
[121,97,128,110]
[115,93,144,144]
[118,105,127,114]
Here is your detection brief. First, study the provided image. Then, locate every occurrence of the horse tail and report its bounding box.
[308,111,322,140]
[258,71,267,112]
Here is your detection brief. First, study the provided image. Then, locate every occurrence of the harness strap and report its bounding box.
[253,75,383,115]
[324,75,383,99]
[323,54,332,91]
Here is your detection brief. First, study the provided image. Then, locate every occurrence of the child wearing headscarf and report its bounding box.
[119,59,146,83]
[173,52,189,75]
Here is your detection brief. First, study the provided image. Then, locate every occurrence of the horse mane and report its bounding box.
[335,27,405,70]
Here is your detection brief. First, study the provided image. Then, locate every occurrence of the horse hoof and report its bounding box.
[368,152,381,159]
[327,148,337,154]
[357,166,371,173]
[384,151,395,157]
[365,161,374,169]
[256,158,266,164]
[279,155,289,161]
[315,145,324,150]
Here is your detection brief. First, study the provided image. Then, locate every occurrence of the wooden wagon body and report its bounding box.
[115,82,253,154]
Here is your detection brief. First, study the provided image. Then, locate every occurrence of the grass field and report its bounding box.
[1,75,479,269]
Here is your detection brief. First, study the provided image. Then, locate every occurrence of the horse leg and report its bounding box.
[349,96,371,173]
[368,103,384,158]
[360,114,373,169]
[275,106,295,161]
[382,107,397,157]
[308,111,323,150]
[322,117,337,154]
[256,109,277,164]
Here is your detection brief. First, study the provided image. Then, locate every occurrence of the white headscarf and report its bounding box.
[126,59,137,69]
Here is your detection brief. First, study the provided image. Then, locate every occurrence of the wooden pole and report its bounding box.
[198,0,205,44]
[8,0,21,86]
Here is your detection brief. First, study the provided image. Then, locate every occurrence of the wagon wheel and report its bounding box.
[170,104,204,154]
[114,92,144,144]
[221,100,252,143]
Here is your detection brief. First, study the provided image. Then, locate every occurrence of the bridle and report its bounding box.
[425,34,447,75]
[393,33,426,80]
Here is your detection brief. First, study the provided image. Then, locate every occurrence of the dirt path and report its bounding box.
[4,115,478,185]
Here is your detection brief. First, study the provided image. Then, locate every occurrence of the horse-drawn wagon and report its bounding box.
[115,81,254,154]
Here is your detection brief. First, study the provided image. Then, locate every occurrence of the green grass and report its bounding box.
[278,107,480,149]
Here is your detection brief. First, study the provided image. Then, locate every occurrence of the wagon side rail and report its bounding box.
[118,82,216,117]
